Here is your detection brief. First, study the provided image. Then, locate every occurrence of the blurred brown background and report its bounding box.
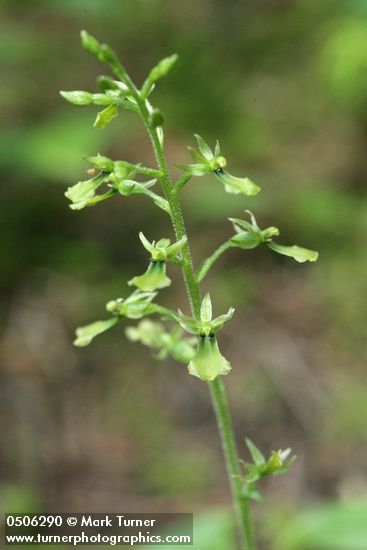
[0,1,366,548]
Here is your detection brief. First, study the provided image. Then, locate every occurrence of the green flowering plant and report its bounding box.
[241,439,297,502]
[60,31,319,550]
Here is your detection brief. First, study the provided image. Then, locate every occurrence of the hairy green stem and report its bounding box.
[174,173,192,193]
[197,240,234,282]
[209,378,255,550]
[148,126,256,550]
[122,76,255,549]
[133,165,161,178]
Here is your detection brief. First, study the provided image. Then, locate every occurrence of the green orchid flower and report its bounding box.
[125,319,196,363]
[64,172,113,210]
[230,210,319,263]
[105,290,158,318]
[176,134,260,196]
[128,233,187,292]
[174,294,234,381]
[73,291,160,347]
[242,438,297,501]
[65,156,169,212]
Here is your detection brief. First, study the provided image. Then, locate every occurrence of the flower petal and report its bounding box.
[74,317,119,347]
[267,242,319,263]
[128,262,171,292]
[188,335,231,381]
[194,134,214,160]
[215,169,260,196]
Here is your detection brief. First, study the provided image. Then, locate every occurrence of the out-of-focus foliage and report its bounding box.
[141,509,236,550]
[0,1,366,548]
[270,499,367,550]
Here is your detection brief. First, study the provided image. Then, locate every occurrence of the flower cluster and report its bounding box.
[62,30,318,388]
[65,154,169,212]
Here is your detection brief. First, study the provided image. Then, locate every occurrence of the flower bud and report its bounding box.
[80,30,101,56]
[93,104,118,129]
[149,108,164,128]
[60,90,93,106]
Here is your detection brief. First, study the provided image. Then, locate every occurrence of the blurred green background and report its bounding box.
[1,1,366,548]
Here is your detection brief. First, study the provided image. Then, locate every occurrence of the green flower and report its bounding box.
[125,319,196,363]
[65,172,112,210]
[106,290,158,319]
[174,294,234,381]
[73,291,160,348]
[138,232,187,262]
[174,293,234,335]
[242,438,297,501]
[64,157,134,210]
[128,261,171,292]
[128,233,187,292]
[64,157,169,212]
[176,134,260,196]
[230,210,319,263]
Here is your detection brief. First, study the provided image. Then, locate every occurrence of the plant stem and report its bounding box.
[148,125,256,550]
[197,240,234,282]
[209,378,255,550]
[174,173,192,193]
[129,83,255,549]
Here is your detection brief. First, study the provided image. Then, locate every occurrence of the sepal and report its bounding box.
[174,294,234,335]
[173,311,203,335]
[85,154,115,172]
[93,103,118,128]
[194,133,214,161]
[137,233,187,262]
[97,76,129,94]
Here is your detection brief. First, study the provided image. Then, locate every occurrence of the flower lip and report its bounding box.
[188,332,231,381]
